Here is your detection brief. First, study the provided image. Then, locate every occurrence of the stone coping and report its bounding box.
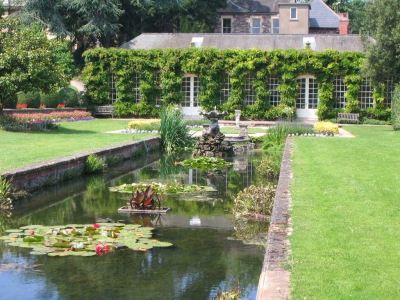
[256,137,293,300]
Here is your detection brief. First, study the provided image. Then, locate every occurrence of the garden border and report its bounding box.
[256,137,292,300]
[1,137,161,193]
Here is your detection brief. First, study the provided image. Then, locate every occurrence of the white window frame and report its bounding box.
[296,76,318,109]
[220,73,230,105]
[268,77,280,106]
[222,17,233,33]
[250,17,262,34]
[244,73,256,105]
[271,17,279,34]
[181,74,200,108]
[290,7,298,20]
[334,76,347,109]
[133,70,140,103]
[155,72,162,107]
[359,78,373,109]
[109,73,117,103]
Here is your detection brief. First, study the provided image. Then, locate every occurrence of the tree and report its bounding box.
[0,18,75,113]
[362,0,400,84]
[347,0,366,34]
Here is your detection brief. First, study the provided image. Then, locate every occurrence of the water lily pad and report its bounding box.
[5,229,23,233]
[30,251,47,255]
[19,225,44,230]
[48,253,60,257]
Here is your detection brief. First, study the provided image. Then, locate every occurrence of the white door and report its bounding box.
[296,76,318,119]
[181,75,200,117]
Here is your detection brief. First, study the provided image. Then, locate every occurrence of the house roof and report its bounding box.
[309,0,340,29]
[217,0,292,14]
[120,33,367,52]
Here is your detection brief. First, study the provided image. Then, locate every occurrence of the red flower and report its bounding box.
[30,230,35,235]
[93,223,100,229]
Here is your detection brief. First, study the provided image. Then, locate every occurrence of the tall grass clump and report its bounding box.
[0,176,13,210]
[159,105,190,153]
[84,154,107,174]
[392,84,400,130]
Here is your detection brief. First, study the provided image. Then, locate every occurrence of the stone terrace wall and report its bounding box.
[2,137,160,193]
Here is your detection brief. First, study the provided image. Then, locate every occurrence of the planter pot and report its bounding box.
[118,206,171,214]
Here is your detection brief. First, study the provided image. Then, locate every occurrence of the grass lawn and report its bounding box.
[290,125,400,299]
[0,119,155,173]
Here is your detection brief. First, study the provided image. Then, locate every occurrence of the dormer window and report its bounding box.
[290,7,297,20]
[250,17,261,34]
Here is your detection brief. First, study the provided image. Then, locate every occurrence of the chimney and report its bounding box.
[339,12,349,34]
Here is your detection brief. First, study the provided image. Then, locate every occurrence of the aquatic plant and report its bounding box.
[233,184,276,220]
[84,154,107,174]
[159,104,191,153]
[179,157,232,171]
[0,223,172,257]
[110,181,217,195]
[0,176,12,211]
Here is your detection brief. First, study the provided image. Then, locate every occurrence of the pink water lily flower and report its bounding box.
[93,223,100,229]
[95,245,103,253]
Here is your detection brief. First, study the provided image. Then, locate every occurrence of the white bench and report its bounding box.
[94,105,114,118]
[337,113,359,124]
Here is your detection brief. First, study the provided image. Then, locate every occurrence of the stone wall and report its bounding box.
[214,14,272,33]
[1,137,160,193]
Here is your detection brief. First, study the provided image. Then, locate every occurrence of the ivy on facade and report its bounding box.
[82,47,391,120]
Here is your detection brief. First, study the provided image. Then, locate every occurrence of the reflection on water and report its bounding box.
[0,151,267,300]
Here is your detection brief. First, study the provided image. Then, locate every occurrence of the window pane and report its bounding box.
[290,7,297,19]
[222,18,231,33]
[252,18,260,27]
[272,19,279,34]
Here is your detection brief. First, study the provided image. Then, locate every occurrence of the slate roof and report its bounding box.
[309,0,340,29]
[120,33,367,52]
[217,0,292,14]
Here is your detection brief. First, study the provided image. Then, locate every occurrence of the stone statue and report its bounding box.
[200,109,228,136]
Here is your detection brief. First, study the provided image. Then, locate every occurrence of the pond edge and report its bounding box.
[256,137,292,300]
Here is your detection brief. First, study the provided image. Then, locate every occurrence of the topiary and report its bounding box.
[391,84,400,130]
[58,86,78,107]
[40,92,59,108]
[17,92,41,108]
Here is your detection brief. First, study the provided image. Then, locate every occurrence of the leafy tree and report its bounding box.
[0,18,75,113]
[362,0,400,84]
[347,0,366,34]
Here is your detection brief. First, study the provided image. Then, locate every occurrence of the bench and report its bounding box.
[94,105,114,118]
[337,113,359,124]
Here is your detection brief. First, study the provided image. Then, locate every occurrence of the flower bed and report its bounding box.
[11,110,92,123]
[1,110,94,132]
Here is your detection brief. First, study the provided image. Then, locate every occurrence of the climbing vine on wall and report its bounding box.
[82,47,390,120]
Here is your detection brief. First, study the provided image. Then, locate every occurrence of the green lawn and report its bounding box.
[0,119,155,173]
[290,125,400,299]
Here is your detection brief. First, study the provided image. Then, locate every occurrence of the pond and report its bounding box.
[0,151,269,300]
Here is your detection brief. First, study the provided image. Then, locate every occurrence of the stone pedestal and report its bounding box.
[239,124,248,138]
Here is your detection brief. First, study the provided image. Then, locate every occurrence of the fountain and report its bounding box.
[192,109,235,158]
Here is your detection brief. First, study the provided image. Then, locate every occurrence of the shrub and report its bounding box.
[2,94,18,109]
[40,92,59,108]
[58,86,79,107]
[17,92,41,108]
[314,121,339,134]
[392,84,400,130]
[84,154,107,174]
[128,119,160,131]
[159,105,191,153]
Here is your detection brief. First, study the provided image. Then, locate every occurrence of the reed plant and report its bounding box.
[0,176,13,210]
[159,105,191,153]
